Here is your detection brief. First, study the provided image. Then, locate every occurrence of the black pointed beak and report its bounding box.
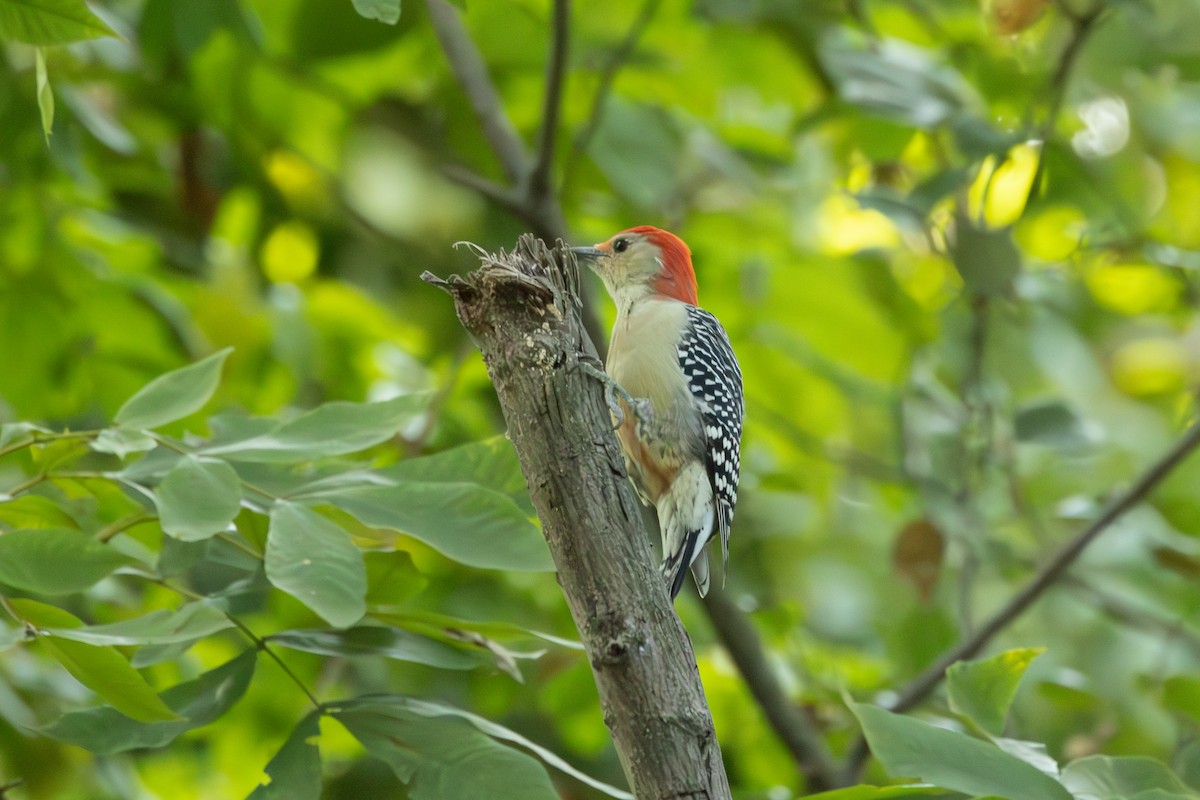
[570,246,605,261]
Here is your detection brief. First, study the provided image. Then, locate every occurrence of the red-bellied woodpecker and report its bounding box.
[572,226,744,599]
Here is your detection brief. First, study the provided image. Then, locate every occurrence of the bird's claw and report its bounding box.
[573,359,652,431]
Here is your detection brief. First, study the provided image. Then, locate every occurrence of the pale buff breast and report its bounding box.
[606,297,705,501]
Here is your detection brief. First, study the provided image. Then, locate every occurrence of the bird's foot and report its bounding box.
[573,358,653,431]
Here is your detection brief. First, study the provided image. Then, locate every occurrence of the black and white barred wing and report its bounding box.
[677,305,744,568]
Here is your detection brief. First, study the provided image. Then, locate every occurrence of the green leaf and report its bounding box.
[114,347,232,430]
[35,47,52,140]
[91,427,157,458]
[0,528,131,594]
[372,609,583,652]
[41,649,257,754]
[1014,401,1089,448]
[43,602,233,646]
[155,456,242,540]
[820,29,976,129]
[333,695,633,800]
[0,0,118,44]
[952,212,1020,297]
[1162,675,1200,722]
[0,494,83,528]
[851,702,1072,800]
[946,648,1044,735]
[0,620,27,653]
[1061,756,1198,799]
[351,0,400,24]
[382,436,533,513]
[805,787,962,800]
[247,712,322,800]
[327,483,552,572]
[0,421,47,450]
[10,599,180,723]
[268,626,482,671]
[587,98,683,210]
[203,394,429,462]
[266,502,366,628]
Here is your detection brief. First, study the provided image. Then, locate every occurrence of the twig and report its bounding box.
[403,334,474,456]
[700,588,837,792]
[1063,575,1200,659]
[96,511,156,543]
[528,0,571,199]
[565,0,660,184]
[424,0,529,184]
[842,420,1200,781]
[152,576,324,712]
[1022,3,1106,211]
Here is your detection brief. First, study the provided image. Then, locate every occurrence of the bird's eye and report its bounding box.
[613,238,629,253]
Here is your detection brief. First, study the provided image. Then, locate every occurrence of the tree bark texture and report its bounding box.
[423,236,730,800]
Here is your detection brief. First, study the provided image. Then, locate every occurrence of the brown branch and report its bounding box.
[1022,3,1106,211]
[565,0,660,184]
[424,0,607,352]
[423,236,730,799]
[425,0,529,184]
[700,588,837,792]
[528,0,570,200]
[842,420,1200,782]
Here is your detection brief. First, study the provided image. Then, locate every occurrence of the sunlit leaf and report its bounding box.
[114,348,232,430]
[0,528,131,594]
[0,0,118,44]
[10,599,180,723]
[247,711,322,800]
[946,648,1044,735]
[155,455,242,540]
[266,502,366,628]
[851,702,1071,799]
[41,649,257,754]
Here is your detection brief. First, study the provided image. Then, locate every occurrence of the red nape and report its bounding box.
[620,226,699,305]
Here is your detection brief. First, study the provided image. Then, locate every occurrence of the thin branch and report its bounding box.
[843,420,1200,781]
[529,0,571,199]
[152,577,324,713]
[565,0,659,183]
[1022,3,1106,211]
[403,334,474,456]
[700,588,837,792]
[443,165,523,211]
[96,511,156,543]
[1063,575,1200,659]
[424,0,530,184]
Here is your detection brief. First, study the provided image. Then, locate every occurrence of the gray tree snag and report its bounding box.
[423,236,731,800]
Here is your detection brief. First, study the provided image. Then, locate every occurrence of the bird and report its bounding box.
[571,226,744,599]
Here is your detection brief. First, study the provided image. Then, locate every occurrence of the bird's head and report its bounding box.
[571,226,698,306]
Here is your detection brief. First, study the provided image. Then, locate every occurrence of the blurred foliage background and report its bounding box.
[3,0,1200,797]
